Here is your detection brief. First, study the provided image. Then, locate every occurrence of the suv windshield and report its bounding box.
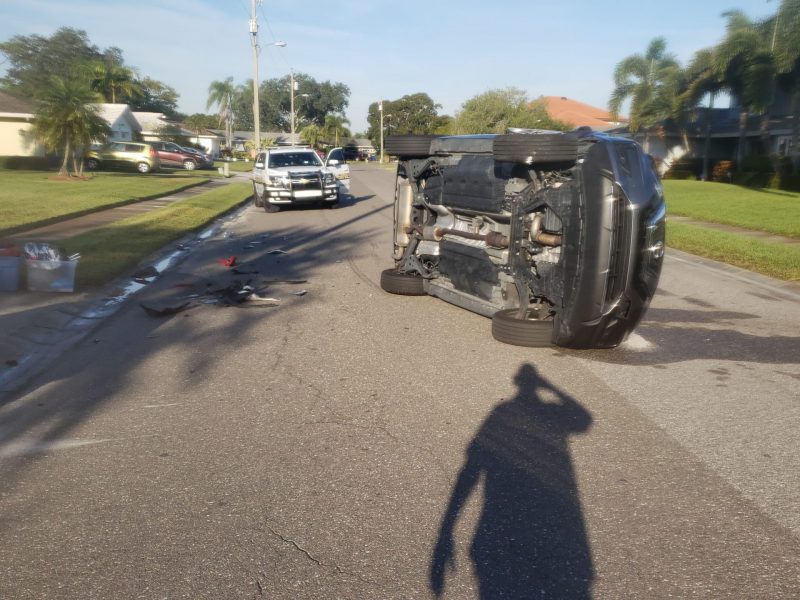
[269,152,322,168]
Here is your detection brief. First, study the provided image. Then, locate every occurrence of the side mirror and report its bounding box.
[327,159,340,166]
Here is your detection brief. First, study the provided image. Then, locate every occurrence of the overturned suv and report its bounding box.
[380,131,666,349]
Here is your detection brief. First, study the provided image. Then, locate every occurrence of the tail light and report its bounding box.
[150,147,157,158]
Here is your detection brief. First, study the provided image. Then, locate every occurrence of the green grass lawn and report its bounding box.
[0,170,209,236]
[663,180,800,280]
[214,160,253,173]
[662,180,800,239]
[64,182,253,288]
[667,220,800,281]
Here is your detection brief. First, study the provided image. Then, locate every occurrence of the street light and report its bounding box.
[250,3,285,155]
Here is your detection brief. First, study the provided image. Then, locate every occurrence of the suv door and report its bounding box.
[152,141,183,168]
[325,147,350,193]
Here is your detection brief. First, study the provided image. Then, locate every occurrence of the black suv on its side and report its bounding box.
[380,131,666,349]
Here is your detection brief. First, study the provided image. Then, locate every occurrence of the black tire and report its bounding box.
[491,308,554,347]
[384,135,438,158]
[86,158,100,171]
[492,134,578,164]
[380,269,426,296]
[264,203,280,213]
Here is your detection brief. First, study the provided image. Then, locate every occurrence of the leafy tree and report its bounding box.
[0,28,101,99]
[452,88,567,134]
[33,76,109,176]
[609,38,681,151]
[207,77,236,149]
[366,93,444,146]
[258,73,350,131]
[133,77,180,118]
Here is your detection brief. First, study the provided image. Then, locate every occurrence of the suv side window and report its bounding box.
[124,143,143,152]
[328,149,345,163]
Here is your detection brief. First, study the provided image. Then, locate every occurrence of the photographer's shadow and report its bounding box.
[430,364,594,599]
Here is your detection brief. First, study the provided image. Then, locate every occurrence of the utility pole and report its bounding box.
[379,99,384,163]
[249,0,261,154]
[290,70,296,146]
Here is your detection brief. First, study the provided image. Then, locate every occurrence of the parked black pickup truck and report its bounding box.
[380,131,666,349]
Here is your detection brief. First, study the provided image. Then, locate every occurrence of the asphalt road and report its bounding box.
[1,164,799,599]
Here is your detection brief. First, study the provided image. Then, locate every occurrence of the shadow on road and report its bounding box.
[0,202,389,500]
[430,364,594,599]
[579,307,800,366]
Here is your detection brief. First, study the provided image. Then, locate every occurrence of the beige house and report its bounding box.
[0,90,44,157]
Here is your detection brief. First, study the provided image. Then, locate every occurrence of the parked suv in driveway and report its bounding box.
[251,147,347,212]
[380,131,666,349]
[149,141,205,170]
[85,142,160,174]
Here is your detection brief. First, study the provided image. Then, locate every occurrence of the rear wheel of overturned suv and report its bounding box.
[384,135,438,158]
[491,308,553,347]
[380,269,425,296]
[492,134,578,164]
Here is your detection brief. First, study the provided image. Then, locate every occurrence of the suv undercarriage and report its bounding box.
[380,132,666,349]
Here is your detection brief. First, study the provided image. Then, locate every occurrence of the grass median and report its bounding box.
[0,170,209,236]
[667,220,800,281]
[62,181,253,288]
[662,180,800,239]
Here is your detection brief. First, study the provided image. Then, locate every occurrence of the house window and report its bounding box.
[777,136,792,156]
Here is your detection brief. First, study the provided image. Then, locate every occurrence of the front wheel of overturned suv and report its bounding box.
[491,308,553,347]
[380,269,425,296]
[492,133,578,164]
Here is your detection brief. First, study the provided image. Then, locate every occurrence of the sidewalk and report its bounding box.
[0,173,249,398]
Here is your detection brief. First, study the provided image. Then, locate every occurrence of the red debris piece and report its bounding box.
[217,256,237,267]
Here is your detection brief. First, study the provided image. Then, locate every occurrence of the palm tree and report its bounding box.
[300,123,323,149]
[324,114,351,146]
[33,76,110,176]
[207,77,236,151]
[714,10,775,170]
[683,48,725,180]
[609,38,680,151]
[89,58,142,104]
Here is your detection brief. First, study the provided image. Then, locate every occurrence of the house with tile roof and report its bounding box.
[0,90,44,157]
[540,96,626,131]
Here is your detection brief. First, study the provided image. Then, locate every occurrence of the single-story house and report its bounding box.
[91,103,141,142]
[343,138,376,159]
[0,90,44,157]
[136,112,223,158]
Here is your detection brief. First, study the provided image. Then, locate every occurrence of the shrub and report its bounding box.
[0,155,58,170]
[712,160,734,182]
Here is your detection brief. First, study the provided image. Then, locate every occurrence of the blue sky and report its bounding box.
[0,0,777,133]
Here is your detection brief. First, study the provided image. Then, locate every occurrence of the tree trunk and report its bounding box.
[792,89,800,176]
[736,109,748,172]
[702,94,715,181]
[59,138,71,176]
